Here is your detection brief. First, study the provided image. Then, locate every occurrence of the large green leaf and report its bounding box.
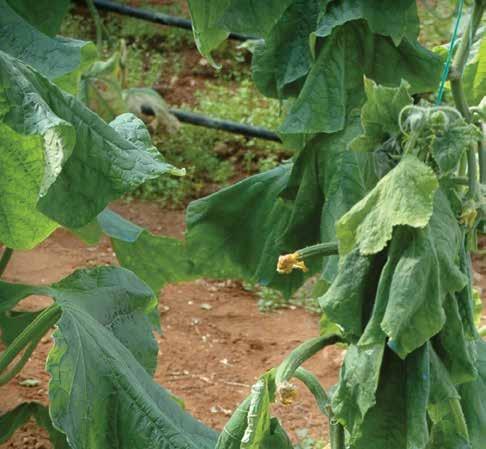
[349,346,430,449]
[251,0,324,98]
[186,163,316,296]
[0,0,97,95]
[6,0,70,37]
[0,402,69,449]
[331,341,386,440]
[0,267,160,374]
[314,0,419,44]
[41,267,218,449]
[349,78,412,153]
[0,49,178,248]
[433,294,478,385]
[360,191,467,359]
[336,155,438,256]
[427,347,471,449]
[279,21,441,138]
[316,113,378,281]
[318,249,382,341]
[0,122,60,249]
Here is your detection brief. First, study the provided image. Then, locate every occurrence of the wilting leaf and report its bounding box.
[314,0,419,45]
[336,155,438,255]
[360,191,467,358]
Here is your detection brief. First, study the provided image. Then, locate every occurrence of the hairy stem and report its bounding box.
[0,305,61,375]
[0,247,13,277]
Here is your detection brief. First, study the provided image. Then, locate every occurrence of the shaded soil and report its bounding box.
[0,201,345,449]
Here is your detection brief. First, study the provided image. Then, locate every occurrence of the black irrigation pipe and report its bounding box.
[167,108,282,142]
[91,0,254,42]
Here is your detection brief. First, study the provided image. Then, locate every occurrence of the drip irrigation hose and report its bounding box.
[166,108,282,142]
[90,0,254,42]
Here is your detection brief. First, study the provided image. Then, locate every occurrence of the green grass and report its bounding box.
[129,79,288,206]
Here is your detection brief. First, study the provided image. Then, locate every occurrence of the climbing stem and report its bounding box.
[0,305,61,376]
[0,247,13,277]
[450,0,485,197]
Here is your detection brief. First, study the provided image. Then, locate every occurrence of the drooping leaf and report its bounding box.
[251,0,324,98]
[0,0,96,95]
[0,402,69,449]
[0,50,179,248]
[336,155,438,256]
[0,267,159,375]
[279,21,442,138]
[186,163,314,297]
[349,345,430,449]
[360,191,467,358]
[187,0,230,66]
[427,346,471,449]
[314,0,420,45]
[459,340,486,449]
[331,341,386,440]
[35,266,218,449]
[6,0,70,37]
[432,294,478,385]
[349,78,412,153]
[317,113,378,281]
[318,249,382,342]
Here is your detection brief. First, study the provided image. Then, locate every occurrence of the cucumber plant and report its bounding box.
[1,1,486,449]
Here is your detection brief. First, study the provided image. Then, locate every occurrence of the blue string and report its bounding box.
[436,0,465,105]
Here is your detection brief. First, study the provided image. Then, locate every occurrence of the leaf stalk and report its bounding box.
[0,305,61,383]
[0,247,13,277]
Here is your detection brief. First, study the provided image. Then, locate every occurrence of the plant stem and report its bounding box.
[329,419,345,449]
[0,305,61,375]
[450,0,485,197]
[0,247,13,277]
[0,338,40,385]
[86,0,103,50]
[480,125,486,184]
[294,367,331,416]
